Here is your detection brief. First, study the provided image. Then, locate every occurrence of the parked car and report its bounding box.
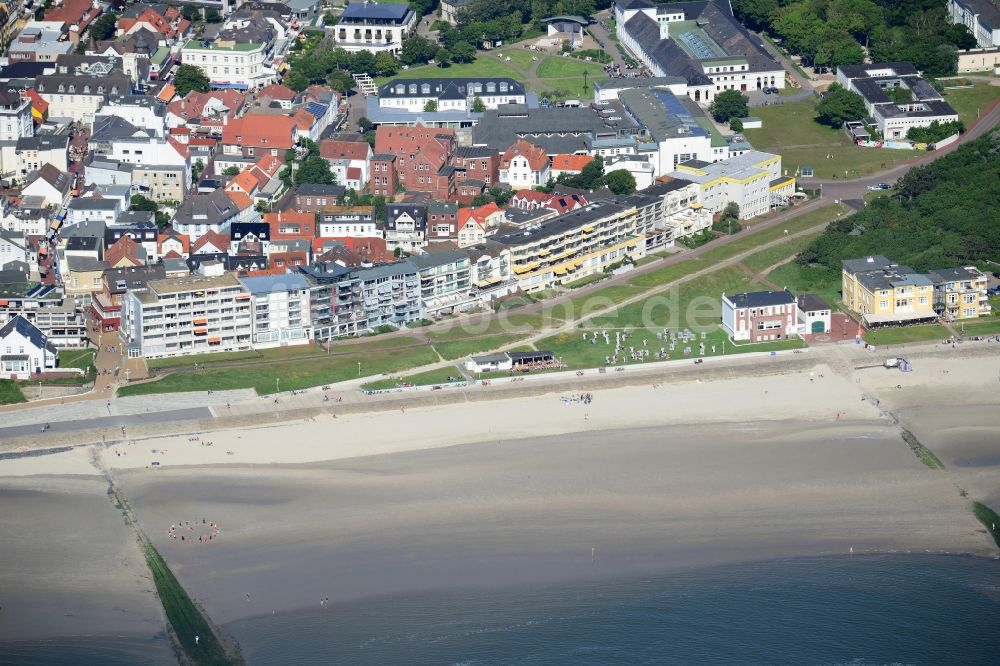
[762,87,772,94]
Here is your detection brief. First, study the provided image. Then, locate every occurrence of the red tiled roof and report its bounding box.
[226,170,259,195]
[46,0,101,29]
[158,232,190,255]
[551,154,593,172]
[191,230,230,254]
[105,236,143,268]
[221,114,296,150]
[258,84,296,101]
[346,166,362,181]
[156,84,176,103]
[226,190,254,211]
[319,139,369,161]
[501,139,549,171]
[291,108,315,131]
[168,90,245,122]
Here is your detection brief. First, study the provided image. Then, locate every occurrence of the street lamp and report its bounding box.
[276,377,280,393]
[358,361,362,377]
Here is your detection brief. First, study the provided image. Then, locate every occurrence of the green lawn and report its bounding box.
[627,205,849,291]
[59,348,96,369]
[741,102,904,179]
[377,58,522,85]
[362,366,464,391]
[537,265,801,369]
[564,273,607,289]
[864,325,949,346]
[433,334,528,361]
[536,56,606,79]
[767,262,842,310]
[943,83,1000,126]
[957,318,1000,337]
[0,379,26,405]
[534,78,607,100]
[742,231,824,274]
[118,344,439,396]
[427,314,547,342]
[495,48,536,71]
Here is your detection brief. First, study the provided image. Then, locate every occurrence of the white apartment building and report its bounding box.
[377,77,527,112]
[238,273,312,348]
[121,273,253,359]
[948,0,1000,48]
[181,40,274,90]
[334,2,416,53]
[317,207,379,238]
[615,0,785,105]
[668,150,794,220]
[836,63,960,140]
[0,89,33,142]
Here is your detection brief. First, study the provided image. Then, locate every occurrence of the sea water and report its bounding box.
[226,554,1000,665]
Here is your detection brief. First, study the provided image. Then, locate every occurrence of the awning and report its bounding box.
[194,328,208,335]
[553,267,567,275]
[207,336,222,343]
[582,225,594,232]
[193,318,208,325]
[863,311,937,325]
[0,299,8,307]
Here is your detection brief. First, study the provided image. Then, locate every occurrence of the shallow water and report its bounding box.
[226,554,1000,665]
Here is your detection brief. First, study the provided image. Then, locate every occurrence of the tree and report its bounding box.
[450,41,476,63]
[173,64,210,96]
[348,51,376,74]
[327,71,356,96]
[180,5,199,21]
[400,35,438,65]
[471,96,486,113]
[204,7,222,23]
[374,52,399,77]
[295,155,335,185]
[130,194,158,212]
[223,166,241,176]
[358,117,375,133]
[89,12,118,41]
[815,83,867,127]
[423,100,438,112]
[600,169,636,195]
[284,69,309,92]
[435,47,452,67]
[906,120,965,144]
[709,90,748,123]
[729,117,744,132]
[722,202,740,220]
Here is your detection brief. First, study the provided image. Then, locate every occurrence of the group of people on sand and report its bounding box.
[167,519,221,543]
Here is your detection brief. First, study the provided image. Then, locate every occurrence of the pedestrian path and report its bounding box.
[0,389,254,428]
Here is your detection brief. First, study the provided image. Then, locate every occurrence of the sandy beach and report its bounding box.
[1,345,998,655]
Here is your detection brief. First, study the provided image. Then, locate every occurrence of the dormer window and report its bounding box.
[499,82,508,92]
[486,83,496,93]
[420,84,430,94]
[395,84,404,94]
[83,85,90,94]
[97,86,103,94]
[58,84,65,92]
[408,84,417,94]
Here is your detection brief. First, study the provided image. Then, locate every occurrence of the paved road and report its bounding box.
[753,30,814,93]
[0,407,211,441]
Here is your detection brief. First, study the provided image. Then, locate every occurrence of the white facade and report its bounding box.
[0,317,59,379]
[239,275,313,348]
[120,273,253,359]
[605,155,656,191]
[181,41,275,89]
[95,99,166,136]
[668,150,787,220]
[0,94,33,143]
[378,79,526,113]
[334,3,417,54]
[500,156,551,189]
[948,0,1000,48]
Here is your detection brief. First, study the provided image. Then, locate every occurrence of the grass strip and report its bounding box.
[972,501,1000,547]
[0,379,26,405]
[140,536,240,665]
[900,429,944,469]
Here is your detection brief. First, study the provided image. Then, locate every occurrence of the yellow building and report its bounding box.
[491,201,644,293]
[926,266,991,320]
[841,256,937,327]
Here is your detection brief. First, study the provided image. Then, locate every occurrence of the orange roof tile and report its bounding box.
[551,154,593,172]
[158,232,190,255]
[156,84,176,103]
[221,114,297,150]
[319,139,369,161]
[190,230,230,254]
[226,190,254,211]
[501,139,549,172]
[226,170,259,195]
